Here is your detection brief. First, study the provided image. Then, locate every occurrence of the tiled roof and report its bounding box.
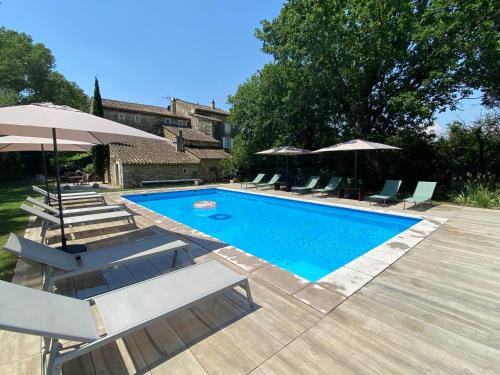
[102,99,188,119]
[110,139,198,165]
[163,126,219,145]
[186,148,230,160]
[176,99,229,116]
[189,113,224,122]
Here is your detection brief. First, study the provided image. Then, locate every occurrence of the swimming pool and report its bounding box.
[125,188,420,281]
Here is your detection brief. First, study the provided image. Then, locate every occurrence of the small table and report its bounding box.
[68,175,83,184]
[340,187,364,201]
[274,181,292,192]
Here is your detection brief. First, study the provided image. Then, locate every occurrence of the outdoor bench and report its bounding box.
[140,178,200,188]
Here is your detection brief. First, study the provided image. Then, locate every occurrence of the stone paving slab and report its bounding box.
[293,284,345,314]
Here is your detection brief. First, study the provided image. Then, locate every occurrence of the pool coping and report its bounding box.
[121,186,448,314]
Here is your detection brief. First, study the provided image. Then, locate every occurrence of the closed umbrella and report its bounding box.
[256,146,312,190]
[313,139,401,183]
[0,135,95,204]
[0,102,168,253]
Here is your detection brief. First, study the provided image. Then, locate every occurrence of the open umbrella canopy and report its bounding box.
[0,135,94,152]
[0,102,166,143]
[0,102,168,253]
[313,139,401,153]
[256,146,313,156]
[314,139,401,184]
[256,146,313,191]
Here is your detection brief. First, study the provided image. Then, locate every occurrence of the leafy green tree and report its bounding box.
[255,0,498,135]
[228,0,499,184]
[0,27,88,109]
[0,27,89,180]
[90,77,107,179]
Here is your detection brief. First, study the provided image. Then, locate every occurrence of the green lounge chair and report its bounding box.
[311,176,342,197]
[368,180,402,206]
[403,181,437,211]
[241,173,265,188]
[291,176,321,194]
[256,174,281,190]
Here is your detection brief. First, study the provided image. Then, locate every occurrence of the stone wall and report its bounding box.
[119,164,200,188]
[199,159,223,183]
[191,116,216,138]
[109,158,224,188]
[173,100,229,139]
[103,109,188,135]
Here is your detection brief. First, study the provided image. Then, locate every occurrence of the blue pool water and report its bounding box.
[125,189,419,281]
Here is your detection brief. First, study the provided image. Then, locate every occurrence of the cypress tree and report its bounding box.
[92,76,104,117]
[90,76,107,179]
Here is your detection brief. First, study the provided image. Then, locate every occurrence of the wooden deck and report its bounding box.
[1,184,499,374]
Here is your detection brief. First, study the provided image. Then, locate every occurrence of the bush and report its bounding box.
[452,173,500,209]
[84,163,95,174]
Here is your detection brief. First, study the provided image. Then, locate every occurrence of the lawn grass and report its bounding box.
[0,179,34,281]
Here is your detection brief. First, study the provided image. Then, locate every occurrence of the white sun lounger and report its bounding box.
[33,185,106,205]
[0,260,253,375]
[27,196,122,217]
[4,233,193,291]
[21,204,136,240]
[34,185,97,196]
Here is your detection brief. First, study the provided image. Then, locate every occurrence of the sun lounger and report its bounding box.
[311,176,342,197]
[241,173,265,188]
[4,233,193,291]
[368,180,402,206]
[27,196,121,217]
[0,260,253,375]
[33,185,106,205]
[21,203,135,240]
[256,174,281,190]
[403,181,437,211]
[291,176,321,194]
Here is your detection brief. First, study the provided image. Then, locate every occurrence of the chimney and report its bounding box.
[171,97,177,114]
[210,99,215,109]
[175,130,184,152]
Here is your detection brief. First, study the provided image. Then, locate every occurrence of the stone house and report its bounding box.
[169,98,233,149]
[98,98,230,188]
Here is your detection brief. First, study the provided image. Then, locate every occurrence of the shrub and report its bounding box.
[452,173,500,209]
[84,163,95,174]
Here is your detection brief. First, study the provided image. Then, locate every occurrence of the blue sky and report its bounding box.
[0,0,488,129]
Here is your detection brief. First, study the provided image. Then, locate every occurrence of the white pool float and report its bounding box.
[193,200,217,210]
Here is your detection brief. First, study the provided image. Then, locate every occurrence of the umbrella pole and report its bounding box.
[354,150,358,185]
[286,155,289,190]
[52,129,87,254]
[52,128,68,250]
[41,144,51,205]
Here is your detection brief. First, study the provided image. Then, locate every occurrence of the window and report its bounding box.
[164,118,171,124]
[222,137,233,149]
[134,115,141,124]
[117,113,125,121]
[224,122,231,134]
[183,168,188,174]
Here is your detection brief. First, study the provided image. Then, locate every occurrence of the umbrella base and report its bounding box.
[58,244,87,254]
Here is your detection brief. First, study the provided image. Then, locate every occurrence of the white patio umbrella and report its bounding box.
[256,146,312,189]
[313,139,401,183]
[0,102,168,253]
[0,135,95,204]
